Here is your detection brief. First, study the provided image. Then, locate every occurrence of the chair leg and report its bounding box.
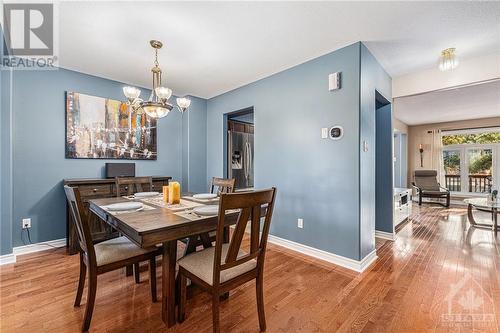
[256,274,267,332]
[418,193,422,206]
[74,252,86,307]
[149,258,157,303]
[125,265,133,276]
[82,268,97,332]
[134,263,140,284]
[178,272,187,323]
[446,193,450,207]
[212,293,220,333]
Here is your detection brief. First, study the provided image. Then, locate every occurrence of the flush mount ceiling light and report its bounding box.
[438,48,459,71]
[123,40,191,119]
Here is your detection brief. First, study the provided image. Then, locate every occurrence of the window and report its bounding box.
[442,128,500,194]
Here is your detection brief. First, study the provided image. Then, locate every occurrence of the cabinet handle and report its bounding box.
[93,188,97,192]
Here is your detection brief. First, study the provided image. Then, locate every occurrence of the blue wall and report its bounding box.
[1,30,14,255]
[207,43,363,260]
[182,96,207,192]
[230,112,254,124]
[359,44,392,258]
[1,67,206,252]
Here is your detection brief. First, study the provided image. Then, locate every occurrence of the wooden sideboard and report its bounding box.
[64,176,171,255]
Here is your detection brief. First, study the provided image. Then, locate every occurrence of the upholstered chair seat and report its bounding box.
[178,244,257,285]
[95,237,157,266]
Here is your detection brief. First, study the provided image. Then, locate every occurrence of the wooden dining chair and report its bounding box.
[115,176,155,280]
[178,188,277,333]
[183,178,237,255]
[115,176,153,197]
[210,177,236,195]
[64,185,160,332]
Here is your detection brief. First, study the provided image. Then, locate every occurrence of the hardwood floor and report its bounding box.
[1,204,500,332]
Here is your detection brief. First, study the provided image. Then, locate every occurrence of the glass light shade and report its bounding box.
[438,48,459,71]
[143,102,172,119]
[123,86,141,100]
[176,97,191,109]
[155,86,172,100]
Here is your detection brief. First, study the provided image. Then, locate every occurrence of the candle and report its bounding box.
[163,185,169,203]
[419,144,423,150]
[168,181,181,205]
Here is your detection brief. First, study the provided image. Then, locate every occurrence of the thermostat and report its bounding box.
[329,126,343,140]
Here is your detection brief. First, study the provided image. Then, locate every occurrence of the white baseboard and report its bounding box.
[0,253,16,265]
[267,234,377,273]
[0,238,67,265]
[375,230,395,241]
[13,238,66,256]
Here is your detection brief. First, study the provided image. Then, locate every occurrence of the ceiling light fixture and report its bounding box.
[438,48,459,72]
[123,40,190,119]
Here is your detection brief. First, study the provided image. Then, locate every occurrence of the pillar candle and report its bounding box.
[168,181,181,205]
[163,185,169,203]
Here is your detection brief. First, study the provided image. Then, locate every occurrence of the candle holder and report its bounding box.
[419,145,424,167]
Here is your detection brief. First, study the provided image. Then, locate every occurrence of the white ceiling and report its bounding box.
[58,1,500,98]
[393,80,500,126]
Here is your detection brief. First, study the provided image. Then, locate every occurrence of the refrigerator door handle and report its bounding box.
[247,141,252,181]
[244,141,249,180]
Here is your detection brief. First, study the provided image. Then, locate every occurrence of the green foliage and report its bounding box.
[442,132,500,145]
[469,153,492,174]
[443,153,460,174]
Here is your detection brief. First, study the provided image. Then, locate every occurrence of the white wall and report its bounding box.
[393,53,500,98]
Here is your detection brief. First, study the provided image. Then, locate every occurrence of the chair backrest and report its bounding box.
[212,188,277,286]
[64,185,96,261]
[414,170,440,191]
[210,177,236,195]
[115,176,153,196]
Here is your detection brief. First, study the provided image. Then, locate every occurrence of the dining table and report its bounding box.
[88,193,239,328]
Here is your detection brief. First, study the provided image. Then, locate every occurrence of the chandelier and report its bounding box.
[123,40,191,119]
[438,48,459,71]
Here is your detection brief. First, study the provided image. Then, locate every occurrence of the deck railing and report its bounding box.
[445,174,492,193]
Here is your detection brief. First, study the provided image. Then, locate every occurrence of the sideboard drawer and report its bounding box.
[79,184,112,197]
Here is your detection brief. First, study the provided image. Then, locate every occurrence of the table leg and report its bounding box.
[467,204,477,226]
[494,208,498,234]
[162,240,177,327]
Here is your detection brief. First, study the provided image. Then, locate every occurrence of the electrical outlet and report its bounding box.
[22,218,31,229]
[297,218,304,229]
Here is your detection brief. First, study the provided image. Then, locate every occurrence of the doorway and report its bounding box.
[225,108,254,190]
[375,91,394,235]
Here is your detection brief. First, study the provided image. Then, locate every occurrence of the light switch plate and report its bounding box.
[321,128,328,139]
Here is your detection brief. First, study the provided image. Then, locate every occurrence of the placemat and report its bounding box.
[182,195,220,204]
[174,208,241,221]
[140,197,205,212]
[102,203,156,215]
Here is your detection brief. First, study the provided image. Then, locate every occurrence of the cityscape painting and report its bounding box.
[65,92,157,160]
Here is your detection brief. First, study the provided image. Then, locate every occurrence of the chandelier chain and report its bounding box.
[154,48,159,67]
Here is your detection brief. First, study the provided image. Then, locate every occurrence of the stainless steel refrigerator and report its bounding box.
[228,130,254,189]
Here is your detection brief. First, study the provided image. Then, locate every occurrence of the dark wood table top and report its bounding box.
[88,196,238,248]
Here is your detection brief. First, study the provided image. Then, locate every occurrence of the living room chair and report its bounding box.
[178,188,277,333]
[412,170,450,207]
[64,185,160,332]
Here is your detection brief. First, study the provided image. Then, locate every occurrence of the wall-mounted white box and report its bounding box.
[328,72,341,91]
